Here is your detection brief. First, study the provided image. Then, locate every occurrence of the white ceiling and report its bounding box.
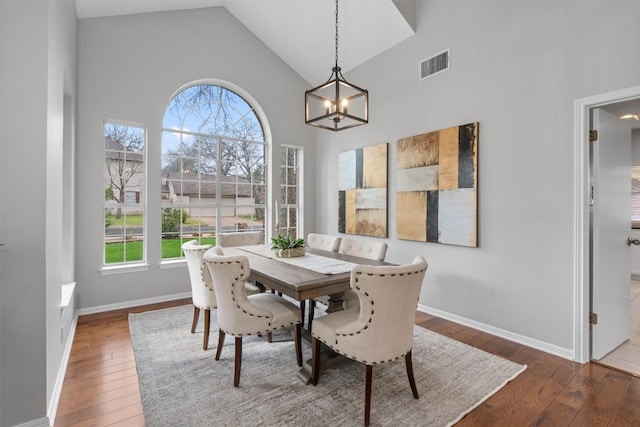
[74,0,416,86]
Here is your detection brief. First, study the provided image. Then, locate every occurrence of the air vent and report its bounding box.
[420,49,450,80]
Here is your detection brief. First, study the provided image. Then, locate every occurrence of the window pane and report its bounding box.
[287,187,297,205]
[104,122,146,266]
[279,146,301,239]
[161,84,266,260]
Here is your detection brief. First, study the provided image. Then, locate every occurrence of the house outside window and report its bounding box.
[103,122,146,265]
[161,83,266,260]
[278,146,302,238]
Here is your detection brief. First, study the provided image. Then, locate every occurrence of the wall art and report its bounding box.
[338,142,388,237]
[396,122,478,247]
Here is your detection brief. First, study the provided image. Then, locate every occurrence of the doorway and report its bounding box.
[574,85,640,367]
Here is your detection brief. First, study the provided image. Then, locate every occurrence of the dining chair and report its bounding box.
[311,256,428,426]
[203,246,303,387]
[338,238,389,310]
[338,237,388,261]
[217,230,264,248]
[182,240,217,350]
[216,231,265,294]
[307,233,341,252]
[305,233,342,331]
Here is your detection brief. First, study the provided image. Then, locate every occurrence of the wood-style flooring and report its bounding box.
[54,299,640,426]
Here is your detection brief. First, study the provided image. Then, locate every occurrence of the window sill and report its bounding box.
[60,282,76,315]
[159,259,187,269]
[100,263,149,275]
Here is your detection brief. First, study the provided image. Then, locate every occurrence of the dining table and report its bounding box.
[219,244,393,383]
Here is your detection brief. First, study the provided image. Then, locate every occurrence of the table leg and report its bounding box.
[297,292,347,384]
[297,340,345,384]
[326,291,345,313]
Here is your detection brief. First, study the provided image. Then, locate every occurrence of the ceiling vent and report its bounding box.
[420,49,450,80]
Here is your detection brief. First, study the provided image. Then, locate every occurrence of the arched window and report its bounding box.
[161,83,267,259]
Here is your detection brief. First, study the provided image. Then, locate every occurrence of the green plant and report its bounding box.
[162,208,189,233]
[104,209,114,230]
[270,235,305,250]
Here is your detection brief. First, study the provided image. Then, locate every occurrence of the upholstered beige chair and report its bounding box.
[203,246,303,387]
[311,256,428,426]
[338,238,389,310]
[338,237,388,261]
[216,231,265,294]
[307,233,341,252]
[305,233,342,330]
[182,240,216,350]
[217,230,264,248]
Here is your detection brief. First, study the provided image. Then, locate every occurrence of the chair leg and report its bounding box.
[308,300,316,332]
[311,336,321,385]
[191,306,200,333]
[405,351,419,399]
[203,309,210,350]
[294,323,302,367]
[215,330,225,360]
[234,336,242,387]
[365,365,373,426]
[267,332,273,343]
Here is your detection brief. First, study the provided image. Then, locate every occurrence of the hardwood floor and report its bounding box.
[55,299,640,426]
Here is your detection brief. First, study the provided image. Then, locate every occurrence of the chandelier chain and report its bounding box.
[334,0,339,69]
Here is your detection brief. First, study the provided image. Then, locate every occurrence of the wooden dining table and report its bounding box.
[220,244,393,383]
[223,245,391,311]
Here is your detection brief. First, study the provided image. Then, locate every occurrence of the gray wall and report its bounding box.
[0,0,77,425]
[76,7,315,309]
[313,1,640,357]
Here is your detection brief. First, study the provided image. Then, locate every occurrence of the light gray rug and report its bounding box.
[129,305,526,426]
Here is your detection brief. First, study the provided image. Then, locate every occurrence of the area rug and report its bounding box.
[129,305,526,426]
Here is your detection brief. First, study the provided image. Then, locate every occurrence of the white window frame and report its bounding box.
[278,145,303,238]
[101,120,148,272]
[160,82,268,261]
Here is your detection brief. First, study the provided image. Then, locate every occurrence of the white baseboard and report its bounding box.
[47,312,78,426]
[12,417,51,427]
[76,292,192,316]
[418,303,575,361]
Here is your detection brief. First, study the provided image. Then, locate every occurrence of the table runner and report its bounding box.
[237,245,356,275]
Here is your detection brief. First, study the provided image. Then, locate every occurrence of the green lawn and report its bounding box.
[105,237,216,264]
[107,214,204,226]
[107,214,144,226]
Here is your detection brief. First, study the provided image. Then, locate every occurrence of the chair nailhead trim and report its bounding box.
[210,259,302,335]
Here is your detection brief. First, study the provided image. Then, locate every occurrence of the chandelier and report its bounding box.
[304,0,368,131]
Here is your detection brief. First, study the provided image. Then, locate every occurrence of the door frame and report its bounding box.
[573,84,640,363]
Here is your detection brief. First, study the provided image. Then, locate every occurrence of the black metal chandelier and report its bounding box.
[305,0,368,131]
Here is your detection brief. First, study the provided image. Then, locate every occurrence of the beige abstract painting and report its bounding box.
[396,122,478,247]
[339,143,388,238]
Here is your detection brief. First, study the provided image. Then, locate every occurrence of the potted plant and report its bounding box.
[271,235,306,258]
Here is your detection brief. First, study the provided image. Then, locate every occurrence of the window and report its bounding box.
[103,122,146,265]
[278,146,302,238]
[161,83,266,260]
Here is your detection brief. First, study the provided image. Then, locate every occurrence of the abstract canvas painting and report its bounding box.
[396,122,478,247]
[338,143,388,237]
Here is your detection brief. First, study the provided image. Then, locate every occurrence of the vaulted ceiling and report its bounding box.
[74,0,416,86]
